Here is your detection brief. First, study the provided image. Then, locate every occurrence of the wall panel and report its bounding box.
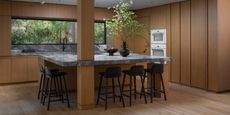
[0,16,11,56]
[11,2,113,20]
[180,0,191,85]
[190,0,208,89]
[0,1,11,16]
[170,3,181,83]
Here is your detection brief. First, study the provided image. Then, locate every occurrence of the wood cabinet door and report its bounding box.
[11,57,28,83]
[170,3,181,83]
[0,57,11,83]
[180,0,191,86]
[27,56,39,81]
[0,16,11,56]
[191,0,208,89]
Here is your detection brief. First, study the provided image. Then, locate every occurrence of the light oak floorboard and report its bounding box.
[0,83,229,115]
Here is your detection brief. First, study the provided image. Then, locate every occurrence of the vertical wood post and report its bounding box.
[77,0,95,110]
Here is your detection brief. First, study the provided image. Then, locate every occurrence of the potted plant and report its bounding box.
[107,0,148,57]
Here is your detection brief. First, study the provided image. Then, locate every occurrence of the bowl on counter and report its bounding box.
[104,48,118,56]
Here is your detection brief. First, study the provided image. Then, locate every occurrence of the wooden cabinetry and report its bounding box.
[170,3,181,83]
[0,16,11,56]
[27,56,39,81]
[191,0,208,89]
[0,56,39,84]
[0,57,11,83]
[11,57,28,82]
[180,0,191,86]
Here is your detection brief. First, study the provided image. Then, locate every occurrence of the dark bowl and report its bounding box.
[104,48,118,56]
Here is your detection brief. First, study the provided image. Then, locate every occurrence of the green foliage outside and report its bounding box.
[12,19,106,44]
[94,23,105,44]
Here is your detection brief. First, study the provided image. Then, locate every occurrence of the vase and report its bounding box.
[119,41,130,57]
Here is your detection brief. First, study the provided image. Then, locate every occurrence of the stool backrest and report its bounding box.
[105,67,122,78]
[40,65,46,74]
[151,64,164,74]
[129,65,144,76]
[43,66,53,76]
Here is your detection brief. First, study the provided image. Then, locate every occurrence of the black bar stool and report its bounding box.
[37,65,59,100]
[96,67,125,110]
[121,65,147,107]
[144,64,167,103]
[41,66,70,110]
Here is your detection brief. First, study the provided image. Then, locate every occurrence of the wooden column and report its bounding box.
[77,0,95,109]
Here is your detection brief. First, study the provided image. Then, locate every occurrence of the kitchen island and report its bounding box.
[13,51,171,109]
[37,52,171,93]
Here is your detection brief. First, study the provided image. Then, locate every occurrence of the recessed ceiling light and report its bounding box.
[41,0,45,4]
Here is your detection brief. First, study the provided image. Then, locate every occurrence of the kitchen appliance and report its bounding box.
[150,29,167,57]
[151,44,166,56]
[151,29,166,44]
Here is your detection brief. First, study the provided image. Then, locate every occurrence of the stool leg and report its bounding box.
[62,75,70,107]
[42,78,49,105]
[55,77,62,102]
[120,74,126,102]
[96,76,103,105]
[37,74,43,99]
[53,77,58,97]
[141,75,147,104]
[150,73,153,103]
[105,78,108,110]
[58,76,64,103]
[153,74,156,97]
[47,78,53,110]
[134,76,137,100]
[160,74,167,101]
[117,77,125,107]
[112,77,116,103]
[129,76,132,107]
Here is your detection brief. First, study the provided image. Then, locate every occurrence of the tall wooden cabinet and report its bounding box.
[190,0,208,89]
[170,3,181,83]
[180,0,191,86]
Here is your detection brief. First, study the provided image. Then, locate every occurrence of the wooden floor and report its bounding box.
[0,83,230,115]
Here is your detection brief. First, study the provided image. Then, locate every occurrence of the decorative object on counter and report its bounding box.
[119,41,130,57]
[107,0,149,55]
[104,48,118,56]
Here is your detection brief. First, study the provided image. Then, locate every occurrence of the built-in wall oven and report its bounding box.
[150,29,167,57]
[151,44,166,57]
[151,29,166,44]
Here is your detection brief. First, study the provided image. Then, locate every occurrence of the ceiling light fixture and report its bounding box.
[41,0,45,5]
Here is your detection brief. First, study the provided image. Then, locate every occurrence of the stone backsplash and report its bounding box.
[12,44,107,54]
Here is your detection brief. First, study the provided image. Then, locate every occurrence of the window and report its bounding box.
[94,22,106,44]
[11,19,106,44]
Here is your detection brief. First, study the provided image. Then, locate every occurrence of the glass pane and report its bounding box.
[12,19,76,44]
[152,49,164,56]
[94,22,105,44]
[153,33,163,41]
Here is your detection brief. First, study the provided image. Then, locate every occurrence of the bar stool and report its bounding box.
[96,67,125,110]
[121,65,147,107]
[144,64,167,103]
[37,65,59,100]
[41,66,70,110]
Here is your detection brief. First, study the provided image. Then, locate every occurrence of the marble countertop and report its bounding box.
[36,52,171,66]
[11,51,171,66]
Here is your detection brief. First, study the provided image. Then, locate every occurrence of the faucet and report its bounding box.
[62,37,68,51]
